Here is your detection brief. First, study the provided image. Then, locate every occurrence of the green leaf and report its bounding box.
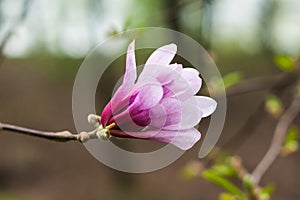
[265,95,283,118]
[274,55,295,72]
[203,170,243,196]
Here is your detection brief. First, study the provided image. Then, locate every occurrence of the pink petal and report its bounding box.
[145,43,177,66]
[137,65,181,87]
[101,102,113,126]
[166,68,202,101]
[147,97,203,131]
[151,128,201,150]
[161,97,203,130]
[180,68,202,95]
[123,40,137,86]
[169,63,183,73]
[149,98,182,128]
[111,83,164,130]
[180,97,203,128]
[110,128,201,150]
[101,83,135,127]
[102,41,138,125]
[130,109,151,127]
[129,83,163,110]
[138,44,177,81]
[112,40,137,100]
[196,96,217,117]
[155,66,181,85]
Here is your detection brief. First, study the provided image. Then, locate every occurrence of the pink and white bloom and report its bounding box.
[100,41,217,150]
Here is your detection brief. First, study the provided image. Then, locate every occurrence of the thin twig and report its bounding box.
[204,72,298,168]
[0,122,89,142]
[221,72,298,149]
[252,96,300,184]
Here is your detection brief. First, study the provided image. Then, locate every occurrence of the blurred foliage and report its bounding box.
[0,193,18,200]
[259,184,275,200]
[219,192,241,200]
[264,94,283,118]
[200,155,275,200]
[222,72,243,89]
[1,0,300,57]
[209,71,243,94]
[210,164,237,178]
[203,170,243,197]
[274,55,296,72]
[202,156,245,199]
[0,192,35,200]
[179,160,203,181]
[281,125,299,157]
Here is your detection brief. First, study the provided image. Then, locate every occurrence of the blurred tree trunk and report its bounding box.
[201,0,213,51]
[258,0,279,54]
[164,0,180,31]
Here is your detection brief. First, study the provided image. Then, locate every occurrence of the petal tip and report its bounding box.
[165,43,177,52]
[200,96,217,117]
[177,129,201,151]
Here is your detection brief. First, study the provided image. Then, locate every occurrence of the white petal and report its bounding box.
[138,43,177,81]
[163,97,203,130]
[146,43,177,65]
[196,96,217,117]
[180,68,202,95]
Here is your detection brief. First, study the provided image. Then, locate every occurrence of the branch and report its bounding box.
[0,115,115,143]
[226,72,296,97]
[0,122,90,142]
[251,96,300,184]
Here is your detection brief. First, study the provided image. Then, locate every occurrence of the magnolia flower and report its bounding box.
[99,41,217,150]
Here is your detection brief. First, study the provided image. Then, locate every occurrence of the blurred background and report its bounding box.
[0,0,299,199]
